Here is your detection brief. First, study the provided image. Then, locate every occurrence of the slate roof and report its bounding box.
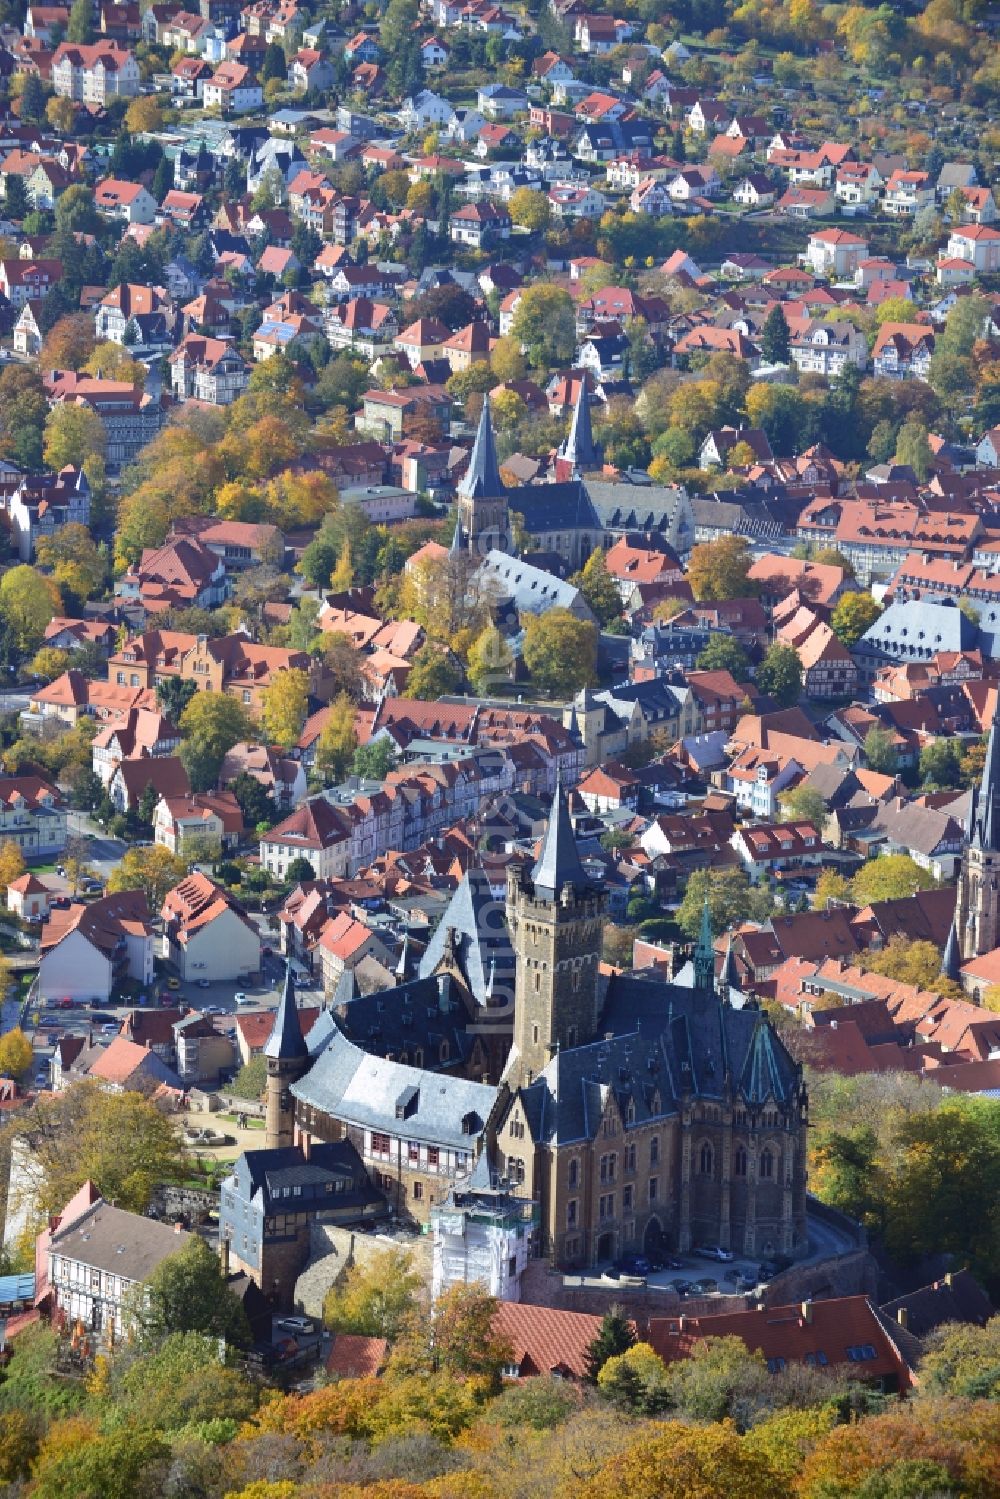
[50,1198,192,1282]
[518,977,801,1147]
[530,778,590,898]
[417,864,514,1006]
[333,973,472,1067]
[263,963,308,1061]
[226,1139,375,1216]
[292,1026,497,1149]
[507,479,602,535]
[857,597,978,664]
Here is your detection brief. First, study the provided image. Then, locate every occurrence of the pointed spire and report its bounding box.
[531,768,589,898]
[942,919,961,983]
[720,932,739,994]
[457,394,504,500]
[559,377,598,474]
[971,716,1000,852]
[449,514,466,557]
[396,930,410,980]
[693,898,715,992]
[263,962,308,1060]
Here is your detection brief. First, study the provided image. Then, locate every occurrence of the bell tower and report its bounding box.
[956,719,1000,961]
[455,396,512,558]
[505,776,606,1086]
[264,962,310,1150]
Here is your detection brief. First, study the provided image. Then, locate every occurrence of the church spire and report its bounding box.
[971,716,1000,852]
[458,395,503,500]
[942,919,961,983]
[693,898,715,992]
[718,932,739,997]
[531,769,589,898]
[562,378,598,472]
[449,514,466,557]
[264,962,308,1062]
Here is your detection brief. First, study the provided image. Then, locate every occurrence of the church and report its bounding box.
[260,780,810,1271]
[953,715,1000,965]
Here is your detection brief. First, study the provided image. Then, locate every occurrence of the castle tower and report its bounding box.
[505,775,606,1085]
[955,718,1000,961]
[455,396,512,558]
[554,377,601,483]
[264,962,310,1150]
[694,898,716,992]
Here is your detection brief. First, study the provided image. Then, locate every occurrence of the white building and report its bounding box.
[38,890,154,1003]
[431,1164,535,1303]
[160,871,261,983]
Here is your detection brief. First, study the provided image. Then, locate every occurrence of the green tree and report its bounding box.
[229,1053,267,1100]
[851,853,936,905]
[0,367,48,468]
[155,676,198,724]
[323,1245,422,1339]
[759,303,790,364]
[572,550,622,628]
[696,635,749,678]
[105,1332,258,1435]
[467,623,514,696]
[894,418,933,482]
[863,724,899,775]
[830,591,882,648]
[778,784,828,827]
[584,1304,637,1381]
[66,0,93,41]
[285,856,316,883]
[0,566,61,653]
[405,643,464,700]
[108,845,187,910]
[919,1316,1000,1399]
[43,403,106,473]
[178,692,254,788]
[229,771,276,829]
[919,737,963,788]
[522,609,598,695]
[510,283,577,368]
[352,738,397,780]
[136,1236,250,1347]
[756,642,802,708]
[597,1342,671,1413]
[678,867,758,939]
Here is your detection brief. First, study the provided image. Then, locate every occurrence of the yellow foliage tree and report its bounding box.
[687,535,754,602]
[124,95,163,132]
[260,667,310,749]
[108,845,187,911]
[29,647,70,682]
[0,1029,32,1079]
[82,342,146,390]
[0,839,26,894]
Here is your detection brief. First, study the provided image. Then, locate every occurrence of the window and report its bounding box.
[371,1132,391,1155]
[600,1153,609,1183]
[243,690,251,703]
[805,1351,829,1366]
[648,1176,658,1202]
[413,1181,423,1201]
[408,1143,419,1163]
[625,1144,636,1172]
[599,1193,614,1222]
[427,1146,439,1168]
[759,1149,774,1179]
[846,1344,878,1362]
[650,1135,659,1165]
[734,1147,747,1177]
[623,1184,633,1211]
[568,1158,579,1189]
[699,1143,713,1176]
[567,1198,577,1228]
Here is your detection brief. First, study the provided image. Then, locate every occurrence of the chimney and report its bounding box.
[896,1306,908,1329]
[301,1133,311,1162]
[800,1299,813,1324]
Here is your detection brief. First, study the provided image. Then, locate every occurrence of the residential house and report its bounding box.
[805,228,869,277]
[50,41,140,101]
[7,466,90,562]
[0,776,66,858]
[94,178,157,224]
[37,891,154,1003]
[169,334,249,404]
[945,224,1000,274]
[153,791,242,856]
[160,871,261,981]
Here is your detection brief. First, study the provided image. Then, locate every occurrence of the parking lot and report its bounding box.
[580,1244,789,1300]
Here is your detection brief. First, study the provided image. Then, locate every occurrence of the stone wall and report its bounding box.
[150,1184,219,1224]
[295,1224,432,1321]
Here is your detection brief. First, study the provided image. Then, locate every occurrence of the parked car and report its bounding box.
[697,1244,735,1262]
[196,978,211,989]
[56,997,75,1008]
[205,1005,224,1015]
[101,1023,119,1036]
[670,1279,694,1296]
[38,1016,62,1029]
[235,992,253,1006]
[616,1253,651,1277]
[34,1071,48,1086]
[89,1011,115,1022]
[167,977,181,990]
[691,1278,718,1294]
[275,1316,314,1334]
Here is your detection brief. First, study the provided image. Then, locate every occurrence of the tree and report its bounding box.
[851,853,936,905]
[405,643,464,700]
[20,74,47,125]
[490,336,527,384]
[760,303,790,364]
[66,0,93,41]
[229,1053,267,1100]
[108,845,187,911]
[0,566,61,653]
[0,839,27,893]
[579,1417,788,1499]
[427,1282,512,1391]
[352,738,397,780]
[31,1424,170,1499]
[136,1236,250,1347]
[522,609,598,695]
[83,342,146,388]
[0,1029,32,1079]
[778,785,828,828]
[863,725,899,775]
[598,1343,671,1414]
[155,676,198,725]
[260,667,309,749]
[509,185,550,233]
[102,1331,257,1436]
[10,1081,185,1219]
[285,856,316,884]
[687,536,754,602]
[42,403,106,473]
[0,367,48,468]
[124,95,163,133]
[36,523,105,600]
[830,591,882,648]
[40,313,95,370]
[678,867,755,939]
[323,1245,422,1340]
[229,771,276,830]
[585,1304,637,1381]
[511,283,577,368]
[178,692,253,788]
[894,418,933,482]
[757,642,802,708]
[860,936,951,991]
[467,623,513,696]
[919,1317,1000,1398]
[571,550,621,628]
[919,737,963,788]
[696,635,749,677]
[315,693,358,784]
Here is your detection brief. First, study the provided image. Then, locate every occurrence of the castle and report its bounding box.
[261,779,810,1269]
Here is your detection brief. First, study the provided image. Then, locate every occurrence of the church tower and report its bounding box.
[554,378,602,483]
[264,963,310,1150]
[505,776,607,1085]
[955,719,1000,961]
[455,396,512,558]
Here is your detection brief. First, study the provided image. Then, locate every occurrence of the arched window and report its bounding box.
[734,1146,747,1177]
[759,1149,774,1179]
[699,1142,713,1176]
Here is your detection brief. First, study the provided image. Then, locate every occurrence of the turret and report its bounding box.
[264,962,310,1150]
